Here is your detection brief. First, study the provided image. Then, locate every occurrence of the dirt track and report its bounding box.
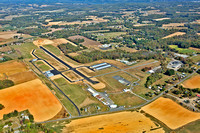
[142,97,200,129]
[0,79,62,122]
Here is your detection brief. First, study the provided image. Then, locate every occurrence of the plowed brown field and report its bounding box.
[0,79,62,122]
[63,111,164,133]
[142,97,200,129]
[182,75,200,89]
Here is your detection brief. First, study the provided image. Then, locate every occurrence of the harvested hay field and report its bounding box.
[142,97,200,130]
[0,31,22,39]
[0,60,27,76]
[0,46,12,52]
[8,71,37,84]
[189,47,200,51]
[46,16,108,26]
[33,38,75,47]
[182,75,200,89]
[68,35,102,49]
[162,23,187,30]
[0,79,62,122]
[53,38,76,47]
[153,18,171,21]
[162,32,186,39]
[63,111,164,133]
[33,38,54,46]
[133,24,154,27]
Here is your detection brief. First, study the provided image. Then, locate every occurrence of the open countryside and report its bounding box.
[0,0,200,132]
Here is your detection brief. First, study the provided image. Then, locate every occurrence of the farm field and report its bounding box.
[162,32,186,39]
[62,111,164,133]
[0,79,62,122]
[169,45,197,54]
[11,42,37,59]
[0,60,38,84]
[46,16,108,26]
[8,71,37,84]
[133,24,155,27]
[68,35,102,49]
[119,46,138,53]
[176,119,200,133]
[109,93,146,107]
[142,97,200,129]
[182,75,200,89]
[95,32,126,39]
[0,60,27,76]
[96,71,138,92]
[162,23,187,30]
[33,38,73,47]
[153,17,171,21]
[0,31,30,39]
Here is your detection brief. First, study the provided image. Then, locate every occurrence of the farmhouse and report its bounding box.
[99,44,112,50]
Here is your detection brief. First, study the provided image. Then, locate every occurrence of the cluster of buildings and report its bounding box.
[148,66,161,74]
[116,59,137,65]
[99,44,112,50]
[90,62,112,71]
[167,60,183,71]
[113,75,131,86]
[87,87,117,109]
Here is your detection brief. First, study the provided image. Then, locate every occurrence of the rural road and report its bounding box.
[32,48,197,124]
[37,69,198,124]
[30,49,81,116]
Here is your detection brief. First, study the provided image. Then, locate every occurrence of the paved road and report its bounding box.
[37,69,197,124]
[90,61,158,78]
[40,46,98,84]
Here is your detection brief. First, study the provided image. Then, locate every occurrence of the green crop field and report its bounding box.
[169,45,196,54]
[11,42,37,59]
[96,32,126,39]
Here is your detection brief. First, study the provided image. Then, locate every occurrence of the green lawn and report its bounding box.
[169,45,196,54]
[54,77,87,106]
[11,42,37,59]
[109,93,146,108]
[43,45,61,56]
[96,32,126,39]
[35,61,51,71]
[97,71,138,92]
